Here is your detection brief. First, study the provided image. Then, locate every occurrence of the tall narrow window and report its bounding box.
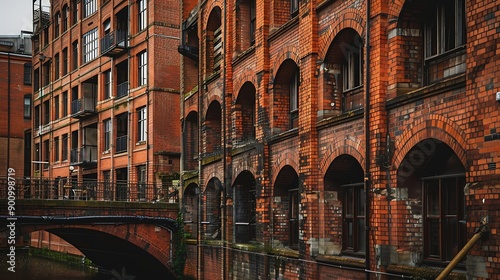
[54,95,60,120]
[342,183,366,254]
[54,12,60,38]
[137,165,146,201]
[62,48,68,75]
[137,106,147,142]
[138,0,147,31]
[33,68,39,91]
[138,51,147,86]
[23,63,32,85]
[82,28,98,63]
[24,95,31,119]
[104,70,112,99]
[43,100,50,125]
[342,43,362,91]
[54,53,60,80]
[42,62,50,87]
[104,118,111,151]
[54,136,60,162]
[72,0,79,25]
[290,0,298,17]
[62,134,68,161]
[34,105,40,128]
[250,0,256,45]
[72,40,78,70]
[62,91,68,116]
[62,5,69,32]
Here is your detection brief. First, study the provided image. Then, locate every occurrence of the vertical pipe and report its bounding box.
[7,53,11,174]
[364,0,372,279]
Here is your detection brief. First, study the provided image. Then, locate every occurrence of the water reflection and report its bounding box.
[0,248,107,280]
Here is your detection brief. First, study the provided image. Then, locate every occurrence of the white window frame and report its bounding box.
[83,0,97,18]
[138,51,147,86]
[82,28,98,63]
[104,119,111,151]
[138,0,147,31]
[137,106,147,142]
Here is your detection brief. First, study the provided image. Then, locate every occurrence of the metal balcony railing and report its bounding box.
[117,81,129,98]
[101,30,127,56]
[116,135,127,153]
[71,97,96,118]
[0,177,179,203]
[70,146,98,165]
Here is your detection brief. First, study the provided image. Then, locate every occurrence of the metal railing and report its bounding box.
[117,81,129,98]
[116,135,127,153]
[70,146,98,164]
[100,29,127,55]
[71,97,96,115]
[0,177,179,203]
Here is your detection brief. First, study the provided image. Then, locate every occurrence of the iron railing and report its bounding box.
[116,81,129,98]
[0,177,179,203]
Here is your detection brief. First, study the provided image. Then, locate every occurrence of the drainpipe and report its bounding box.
[436,218,489,280]
[127,0,132,200]
[364,0,372,279]
[221,1,228,279]
[7,53,11,175]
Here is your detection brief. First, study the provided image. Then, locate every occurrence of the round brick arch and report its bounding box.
[202,2,224,34]
[233,70,258,104]
[388,0,407,22]
[392,115,468,168]
[319,138,366,178]
[270,48,301,82]
[7,223,173,274]
[318,7,366,60]
[271,151,300,186]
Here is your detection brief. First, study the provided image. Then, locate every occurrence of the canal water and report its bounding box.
[0,248,124,280]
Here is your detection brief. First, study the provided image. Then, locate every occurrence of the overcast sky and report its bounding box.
[0,0,51,36]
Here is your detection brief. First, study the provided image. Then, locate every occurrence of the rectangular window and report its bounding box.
[137,165,146,201]
[24,95,31,119]
[54,136,60,162]
[137,106,147,142]
[23,63,32,85]
[54,95,60,120]
[104,118,111,151]
[250,0,256,45]
[43,100,50,125]
[62,133,68,161]
[342,184,365,254]
[138,51,147,86]
[62,5,69,32]
[290,0,298,17]
[116,113,128,153]
[43,62,50,87]
[62,48,68,75]
[33,68,39,91]
[54,53,60,80]
[72,40,78,70]
[138,0,147,31]
[72,0,79,25]
[54,13,60,38]
[62,91,68,116]
[104,70,112,99]
[34,105,40,128]
[83,0,97,18]
[43,140,49,168]
[83,28,98,63]
[343,47,362,91]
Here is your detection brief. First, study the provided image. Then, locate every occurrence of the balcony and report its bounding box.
[70,146,98,166]
[116,81,129,98]
[101,30,127,57]
[71,97,97,118]
[116,135,127,153]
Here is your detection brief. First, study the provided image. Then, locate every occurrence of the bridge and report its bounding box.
[0,177,181,278]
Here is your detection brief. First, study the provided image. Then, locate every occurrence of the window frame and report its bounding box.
[289,69,299,129]
[23,95,31,119]
[137,106,147,142]
[83,0,97,18]
[138,51,147,86]
[62,134,68,161]
[104,118,111,151]
[82,28,98,64]
[342,182,366,255]
[23,63,32,85]
[138,0,147,31]
[104,70,112,99]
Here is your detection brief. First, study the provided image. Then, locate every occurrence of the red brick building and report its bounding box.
[30,0,181,201]
[0,34,33,180]
[179,0,500,279]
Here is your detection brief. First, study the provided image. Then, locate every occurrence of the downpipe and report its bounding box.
[436,217,489,280]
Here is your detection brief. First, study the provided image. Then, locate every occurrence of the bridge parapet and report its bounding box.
[0,177,179,203]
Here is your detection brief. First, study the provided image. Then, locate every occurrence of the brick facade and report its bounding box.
[180,0,500,279]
